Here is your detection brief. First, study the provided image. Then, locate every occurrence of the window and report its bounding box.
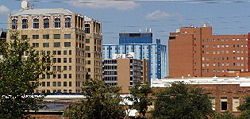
[57,82,61,87]
[32,35,39,39]
[85,39,90,43]
[69,58,72,63]
[43,34,49,39]
[43,18,49,28]
[64,42,71,47]
[65,17,71,28]
[221,98,228,111]
[57,50,61,55]
[12,19,18,29]
[232,97,240,112]
[43,43,49,47]
[21,35,28,39]
[63,50,67,55]
[54,42,60,47]
[85,24,90,33]
[33,18,39,29]
[64,74,67,78]
[63,82,67,86]
[22,19,28,29]
[53,82,56,86]
[47,82,50,87]
[69,82,72,87]
[64,34,71,39]
[32,43,39,47]
[54,18,61,28]
[63,58,67,63]
[86,46,90,51]
[57,58,61,63]
[69,50,72,55]
[69,74,72,78]
[54,34,60,39]
[63,66,67,70]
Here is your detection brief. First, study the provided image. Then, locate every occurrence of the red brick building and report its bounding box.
[151,78,250,116]
[169,25,250,77]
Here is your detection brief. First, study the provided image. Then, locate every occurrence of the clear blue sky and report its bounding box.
[1,0,250,44]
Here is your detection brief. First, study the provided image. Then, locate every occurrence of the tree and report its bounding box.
[64,79,125,119]
[0,31,51,119]
[153,82,213,119]
[128,80,152,119]
[211,112,237,119]
[238,96,250,119]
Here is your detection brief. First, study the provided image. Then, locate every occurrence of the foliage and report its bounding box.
[64,79,125,119]
[238,96,250,119]
[0,31,51,119]
[152,82,213,119]
[128,80,152,119]
[211,112,238,119]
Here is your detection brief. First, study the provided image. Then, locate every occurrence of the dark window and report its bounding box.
[69,82,72,87]
[43,43,49,47]
[33,18,39,29]
[65,17,71,28]
[54,42,60,47]
[57,82,61,87]
[43,18,49,28]
[86,46,90,51]
[47,82,50,87]
[32,35,39,39]
[64,42,71,47]
[63,50,67,55]
[21,35,28,39]
[54,34,60,39]
[221,101,227,110]
[85,39,90,43]
[85,24,90,33]
[69,74,72,78]
[64,34,71,39]
[54,18,61,28]
[69,58,72,63]
[53,82,56,86]
[64,74,67,78]
[57,58,61,63]
[69,50,72,55]
[43,34,49,39]
[12,19,18,29]
[22,19,28,29]
[63,58,67,63]
[63,82,67,86]
[57,50,61,55]
[32,43,39,47]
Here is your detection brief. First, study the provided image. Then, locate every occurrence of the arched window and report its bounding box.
[54,18,61,28]
[11,19,18,29]
[33,18,39,29]
[65,17,71,28]
[43,18,49,28]
[22,19,28,29]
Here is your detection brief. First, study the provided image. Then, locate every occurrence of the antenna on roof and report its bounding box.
[21,0,30,10]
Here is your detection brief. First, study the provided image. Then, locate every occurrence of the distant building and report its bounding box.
[152,77,250,116]
[103,33,167,79]
[169,25,249,78]
[103,57,149,94]
[7,2,102,93]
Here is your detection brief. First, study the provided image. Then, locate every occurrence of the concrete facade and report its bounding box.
[103,58,149,94]
[7,8,102,93]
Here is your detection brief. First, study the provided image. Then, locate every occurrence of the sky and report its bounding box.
[1,0,250,45]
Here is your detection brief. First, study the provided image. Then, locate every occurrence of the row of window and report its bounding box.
[103,77,117,81]
[41,73,72,79]
[41,81,72,87]
[203,50,248,55]
[39,89,73,94]
[210,97,240,112]
[12,17,71,29]
[202,57,247,61]
[202,63,246,67]
[202,38,248,42]
[201,69,247,73]
[202,44,248,48]
[21,34,71,40]
[32,42,71,48]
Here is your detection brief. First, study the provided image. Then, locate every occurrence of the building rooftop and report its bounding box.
[12,8,74,16]
[151,77,250,87]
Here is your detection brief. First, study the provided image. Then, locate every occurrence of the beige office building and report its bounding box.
[7,5,102,93]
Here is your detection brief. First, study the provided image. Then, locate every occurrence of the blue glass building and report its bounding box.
[103,33,168,79]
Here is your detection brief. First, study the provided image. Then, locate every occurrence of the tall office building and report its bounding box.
[7,2,102,93]
[103,33,167,79]
[169,25,249,77]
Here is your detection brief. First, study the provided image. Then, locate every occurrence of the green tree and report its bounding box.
[238,96,250,119]
[128,80,152,119]
[153,82,213,119]
[212,112,238,119]
[0,31,51,119]
[64,79,125,119]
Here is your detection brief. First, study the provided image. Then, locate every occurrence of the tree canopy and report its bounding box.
[153,82,213,119]
[64,79,125,119]
[0,31,51,119]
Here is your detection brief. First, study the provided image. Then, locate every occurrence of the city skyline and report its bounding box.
[1,0,250,45]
